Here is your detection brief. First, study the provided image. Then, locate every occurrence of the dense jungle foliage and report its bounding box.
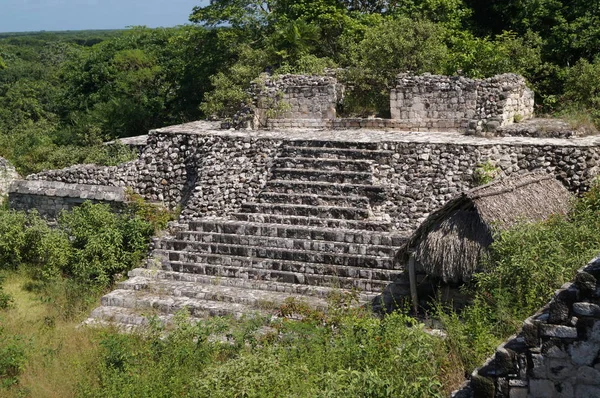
[1,0,600,174]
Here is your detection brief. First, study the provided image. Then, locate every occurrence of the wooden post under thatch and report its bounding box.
[408,254,418,314]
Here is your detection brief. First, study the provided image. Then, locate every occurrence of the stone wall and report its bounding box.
[26,123,280,220]
[251,74,340,129]
[374,142,599,231]
[21,123,600,233]
[390,74,477,131]
[0,157,19,199]
[9,180,127,219]
[391,73,534,134]
[452,255,600,398]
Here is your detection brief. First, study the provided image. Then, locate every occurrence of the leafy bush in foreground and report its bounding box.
[0,327,27,388]
[0,274,12,309]
[0,200,167,320]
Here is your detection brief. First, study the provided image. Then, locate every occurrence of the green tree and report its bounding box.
[342,17,448,116]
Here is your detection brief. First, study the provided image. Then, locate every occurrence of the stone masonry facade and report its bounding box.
[248,73,534,133]
[453,255,600,398]
[251,74,340,130]
[390,73,534,134]
[15,123,600,233]
[9,180,127,219]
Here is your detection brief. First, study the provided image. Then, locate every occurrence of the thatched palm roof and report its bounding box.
[397,172,572,283]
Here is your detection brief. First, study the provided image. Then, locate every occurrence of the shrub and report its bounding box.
[58,201,153,288]
[0,328,27,388]
[473,161,500,185]
[0,211,28,270]
[342,17,448,117]
[0,274,12,309]
[563,58,600,129]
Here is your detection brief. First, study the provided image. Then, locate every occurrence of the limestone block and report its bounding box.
[575,385,600,398]
[529,379,557,398]
[568,341,600,366]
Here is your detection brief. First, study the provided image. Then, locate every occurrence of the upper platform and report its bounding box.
[152,120,600,147]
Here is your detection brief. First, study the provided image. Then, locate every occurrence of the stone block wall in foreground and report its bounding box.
[9,180,127,219]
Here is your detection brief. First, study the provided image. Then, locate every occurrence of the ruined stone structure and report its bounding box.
[0,156,19,199]
[249,73,534,133]
[6,121,600,329]
[453,255,600,398]
[251,74,341,129]
[391,73,534,134]
[9,180,127,219]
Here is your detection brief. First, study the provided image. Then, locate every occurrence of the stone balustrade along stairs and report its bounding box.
[85,140,409,329]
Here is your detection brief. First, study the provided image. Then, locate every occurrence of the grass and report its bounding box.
[558,108,599,135]
[0,271,465,397]
[0,272,101,397]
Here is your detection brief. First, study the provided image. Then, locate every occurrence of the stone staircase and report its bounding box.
[86,140,408,329]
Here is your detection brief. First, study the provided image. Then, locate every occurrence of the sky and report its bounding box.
[0,0,210,33]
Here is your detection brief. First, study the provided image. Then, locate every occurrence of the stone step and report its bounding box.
[85,306,185,331]
[128,268,378,302]
[273,157,373,172]
[186,219,407,245]
[100,288,257,319]
[285,140,380,151]
[231,212,392,231]
[161,261,393,292]
[154,242,396,269]
[281,145,394,160]
[270,168,373,184]
[257,192,370,207]
[240,202,370,220]
[117,276,330,310]
[171,232,400,257]
[152,251,398,281]
[264,180,386,201]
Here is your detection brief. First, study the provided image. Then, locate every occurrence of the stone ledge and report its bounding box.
[9,180,127,203]
[155,120,600,147]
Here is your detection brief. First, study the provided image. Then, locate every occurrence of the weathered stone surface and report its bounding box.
[0,157,19,201]
[574,385,600,398]
[249,74,340,130]
[471,374,495,398]
[540,325,578,339]
[391,73,534,134]
[530,353,547,378]
[568,340,600,366]
[573,302,600,318]
[576,366,600,385]
[495,348,517,377]
[529,379,556,398]
[574,272,597,298]
[8,180,127,219]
